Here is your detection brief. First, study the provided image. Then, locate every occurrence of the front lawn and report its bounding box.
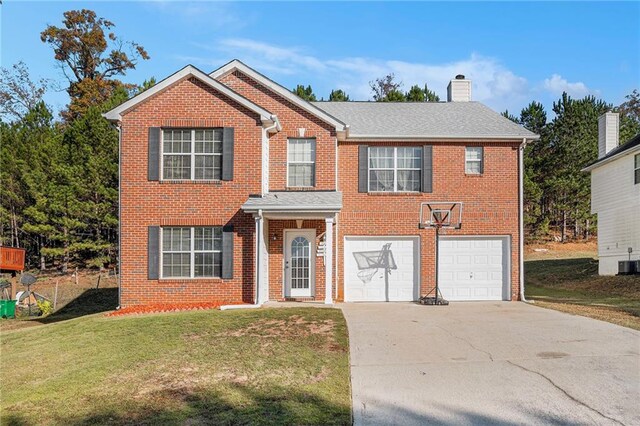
[525,243,640,330]
[0,308,351,425]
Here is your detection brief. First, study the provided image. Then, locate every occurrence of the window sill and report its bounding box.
[464,173,483,177]
[158,277,225,283]
[159,180,223,185]
[285,186,316,191]
[367,192,423,196]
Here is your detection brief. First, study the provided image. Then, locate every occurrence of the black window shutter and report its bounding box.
[480,146,485,174]
[148,226,160,279]
[422,145,433,193]
[222,225,234,279]
[358,145,369,193]
[148,127,160,181]
[222,127,234,181]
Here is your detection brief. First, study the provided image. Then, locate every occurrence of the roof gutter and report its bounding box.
[241,206,343,213]
[582,145,640,172]
[343,134,540,142]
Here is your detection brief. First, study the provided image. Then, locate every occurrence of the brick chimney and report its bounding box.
[598,112,619,159]
[447,74,472,102]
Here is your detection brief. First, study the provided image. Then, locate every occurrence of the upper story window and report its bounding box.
[288,138,316,187]
[465,146,483,174]
[161,227,222,278]
[369,147,422,192]
[162,129,222,180]
[635,153,640,185]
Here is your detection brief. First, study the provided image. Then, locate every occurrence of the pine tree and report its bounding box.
[328,89,350,102]
[292,84,317,101]
[405,85,425,102]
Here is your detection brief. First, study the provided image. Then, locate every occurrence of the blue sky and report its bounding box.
[1,1,639,116]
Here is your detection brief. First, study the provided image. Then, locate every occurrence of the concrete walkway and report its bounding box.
[340,302,640,425]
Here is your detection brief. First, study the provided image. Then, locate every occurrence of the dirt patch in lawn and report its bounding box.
[534,300,640,331]
[223,315,336,339]
[219,314,344,354]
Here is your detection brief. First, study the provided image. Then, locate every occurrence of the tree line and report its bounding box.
[1,9,149,271]
[1,9,639,271]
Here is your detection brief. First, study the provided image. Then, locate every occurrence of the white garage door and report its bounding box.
[438,236,509,301]
[344,236,419,302]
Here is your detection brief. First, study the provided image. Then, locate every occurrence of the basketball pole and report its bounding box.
[434,224,439,305]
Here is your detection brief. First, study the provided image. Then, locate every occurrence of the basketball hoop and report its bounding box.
[419,202,463,230]
[417,202,464,306]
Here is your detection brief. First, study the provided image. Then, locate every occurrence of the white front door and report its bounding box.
[285,230,315,298]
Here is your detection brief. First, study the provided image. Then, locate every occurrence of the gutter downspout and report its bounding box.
[262,116,280,196]
[116,123,122,310]
[519,138,528,302]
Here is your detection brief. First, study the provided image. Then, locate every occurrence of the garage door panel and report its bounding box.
[345,237,419,302]
[439,237,509,301]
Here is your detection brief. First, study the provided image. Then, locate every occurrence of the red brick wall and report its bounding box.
[218,71,337,191]
[337,141,521,301]
[119,77,263,306]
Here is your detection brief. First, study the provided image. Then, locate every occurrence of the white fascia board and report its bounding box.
[210,60,347,132]
[241,206,343,212]
[582,145,640,172]
[103,65,274,123]
[344,134,540,142]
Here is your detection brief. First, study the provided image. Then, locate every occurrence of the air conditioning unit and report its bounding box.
[618,261,636,275]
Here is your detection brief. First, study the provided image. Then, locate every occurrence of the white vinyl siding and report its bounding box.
[465,147,483,174]
[590,152,640,274]
[369,147,422,192]
[161,227,222,278]
[288,138,316,187]
[162,129,222,180]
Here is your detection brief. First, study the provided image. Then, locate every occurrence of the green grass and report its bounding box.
[0,308,351,425]
[525,255,640,329]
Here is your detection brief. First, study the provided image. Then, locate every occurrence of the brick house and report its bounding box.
[104,60,538,307]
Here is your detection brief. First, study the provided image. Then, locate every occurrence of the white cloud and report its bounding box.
[542,74,593,97]
[180,38,597,112]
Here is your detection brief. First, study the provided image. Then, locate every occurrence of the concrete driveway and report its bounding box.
[340,302,640,425]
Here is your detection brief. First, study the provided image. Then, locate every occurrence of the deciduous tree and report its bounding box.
[40,9,149,120]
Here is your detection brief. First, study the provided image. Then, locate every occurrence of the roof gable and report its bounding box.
[210,60,346,133]
[103,65,275,125]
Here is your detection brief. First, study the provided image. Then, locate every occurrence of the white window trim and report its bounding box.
[465,146,483,175]
[287,138,316,188]
[160,227,222,279]
[161,129,223,181]
[368,146,422,193]
[635,153,640,185]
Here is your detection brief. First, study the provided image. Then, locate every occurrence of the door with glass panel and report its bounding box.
[284,230,315,297]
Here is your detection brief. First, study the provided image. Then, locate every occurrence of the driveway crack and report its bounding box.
[506,360,626,426]
[435,325,494,362]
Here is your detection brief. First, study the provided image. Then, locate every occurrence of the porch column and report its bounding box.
[324,217,334,304]
[255,213,269,305]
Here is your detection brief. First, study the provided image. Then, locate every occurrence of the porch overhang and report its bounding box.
[241,191,342,219]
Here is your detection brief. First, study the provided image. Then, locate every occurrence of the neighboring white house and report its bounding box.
[583,112,640,275]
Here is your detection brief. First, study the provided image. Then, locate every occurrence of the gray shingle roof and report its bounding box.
[242,191,342,211]
[312,101,537,140]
